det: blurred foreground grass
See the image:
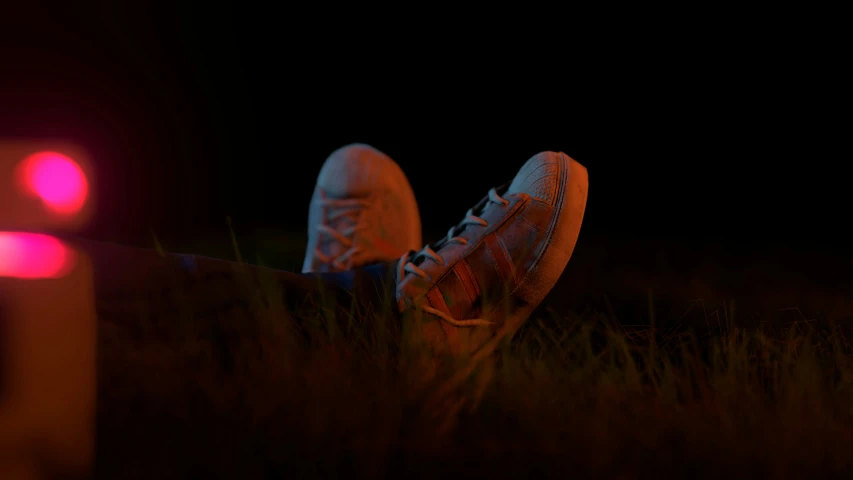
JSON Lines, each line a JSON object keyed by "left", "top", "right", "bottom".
{"left": 94, "top": 231, "right": 853, "bottom": 479}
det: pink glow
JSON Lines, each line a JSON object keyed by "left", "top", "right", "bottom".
{"left": 16, "top": 151, "right": 89, "bottom": 215}
{"left": 0, "top": 232, "right": 75, "bottom": 279}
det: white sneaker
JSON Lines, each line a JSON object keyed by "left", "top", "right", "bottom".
{"left": 302, "top": 144, "right": 422, "bottom": 272}
{"left": 396, "top": 151, "right": 589, "bottom": 356}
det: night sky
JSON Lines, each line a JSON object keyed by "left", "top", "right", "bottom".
{"left": 2, "top": 3, "right": 845, "bottom": 256}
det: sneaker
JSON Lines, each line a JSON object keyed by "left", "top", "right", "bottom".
{"left": 396, "top": 151, "right": 589, "bottom": 355}
{"left": 303, "top": 143, "right": 422, "bottom": 273}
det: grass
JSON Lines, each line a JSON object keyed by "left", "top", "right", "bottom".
{"left": 93, "top": 232, "right": 853, "bottom": 479}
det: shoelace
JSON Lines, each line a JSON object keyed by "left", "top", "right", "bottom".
{"left": 314, "top": 192, "right": 370, "bottom": 271}
{"left": 396, "top": 187, "right": 510, "bottom": 327}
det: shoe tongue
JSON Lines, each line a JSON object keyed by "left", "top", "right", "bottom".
{"left": 411, "top": 198, "right": 485, "bottom": 267}
{"left": 411, "top": 183, "right": 510, "bottom": 268}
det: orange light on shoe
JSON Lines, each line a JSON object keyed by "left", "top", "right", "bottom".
{"left": 15, "top": 151, "right": 89, "bottom": 216}
{"left": 0, "top": 232, "right": 76, "bottom": 279}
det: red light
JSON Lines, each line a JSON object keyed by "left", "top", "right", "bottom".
{"left": 15, "top": 151, "right": 89, "bottom": 215}
{"left": 0, "top": 232, "right": 76, "bottom": 279}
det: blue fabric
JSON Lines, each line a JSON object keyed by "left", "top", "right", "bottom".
{"left": 57, "top": 235, "right": 396, "bottom": 315}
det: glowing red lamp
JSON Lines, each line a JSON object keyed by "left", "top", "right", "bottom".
{"left": 0, "top": 232, "right": 77, "bottom": 279}
{"left": 15, "top": 151, "right": 89, "bottom": 216}
{"left": 0, "top": 142, "right": 94, "bottom": 231}
{"left": 0, "top": 140, "right": 97, "bottom": 478}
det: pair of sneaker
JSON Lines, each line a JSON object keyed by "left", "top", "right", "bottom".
{"left": 303, "top": 144, "right": 589, "bottom": 353}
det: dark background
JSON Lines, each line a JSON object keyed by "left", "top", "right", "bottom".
{"left": 1, "top": 2, "right": 847, "bottom": 259}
